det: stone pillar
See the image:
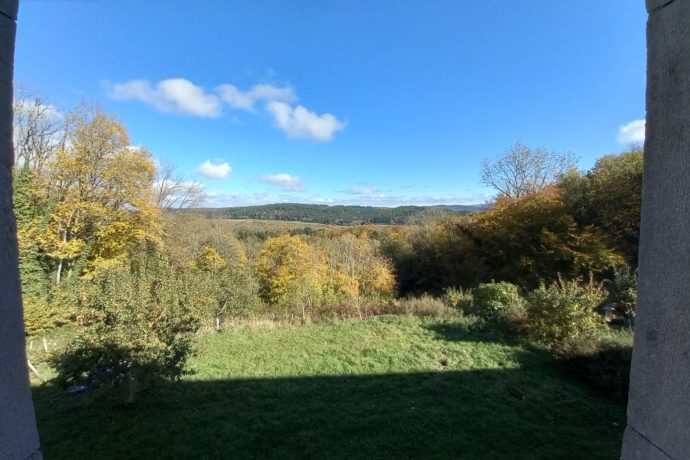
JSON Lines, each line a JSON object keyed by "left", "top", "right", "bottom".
{"left": 621, "top": 1, "right": 690, "bottom": 459}
{"left": 0, "top": 1, "right": 43, "bottom": 459}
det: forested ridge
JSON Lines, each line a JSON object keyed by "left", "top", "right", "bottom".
{"left": 186, "top": 203, "right": 483, "bottom": 225}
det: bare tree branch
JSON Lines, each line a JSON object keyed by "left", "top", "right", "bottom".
{"left": 153, "top": 160, "right": 206, "bottom": 209}
{"left": 481, "top": 142, "right": 577, "bottom": 198}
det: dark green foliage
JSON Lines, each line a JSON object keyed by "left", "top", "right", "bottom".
{"left": 186, "top": 203, "right": 480, "bottom": 225}
{"left": 50, "top": 258, "right": 199, "bottom": 404}
{"left": 13, "top": 167, "right": 50, "bottom": 303}
{"left": 603, "top": 266, "right": 637, "bottom": 327}
{"left": 552, "top": 333, "right": 633, "bottom": 403}
{"left": 204, "top": 266, "right": 260, "bottom": 328}
{"left": 465, "top": 282, "right": 525, "bottom": 323}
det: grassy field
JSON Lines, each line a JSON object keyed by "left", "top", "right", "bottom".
{"left": 31, "top": 315, "right": 625, "bottom": 459}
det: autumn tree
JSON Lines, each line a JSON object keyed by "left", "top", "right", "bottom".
{"left": 36, "top": 105, "right": 160, "bottom": 282}
{"left": 560, "top": 148, "right": 643, "bottom": 264}
{"left": 481, "top": 142, "right": 576, "bottom": 198}
{"left": 256, "top": 235, "right": 326, "bottom": 320}
{"left": 323, "top": 233, "right": 395, "bottom": 318}
{"left": 465, "top": 187, "right": 623, "bottom": 288}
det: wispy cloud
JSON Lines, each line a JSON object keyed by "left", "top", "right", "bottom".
{"left": 260, "top": 173, "right": 304, "bottom": 191}
{"left": 196, "top": 160, "right": 232, "bottom": 179}
{"left": 197, "top": 190, "right": 489, "bottom": 208}
{"left": 108, "top": 78, "right": 221, "bottom": 117}
{"left": 332, "top": 187, "right": 490, "bottom": 207}
{"left": 617, "top": 119, "right": 646, "bottom": 144}
{"left": 204, "top": 191, "right": 271, "bottom": 207}
{"left": 267, "top": 102, "right": 344, "bottom": 142}
{"left": 108, "top": 78, "right": 344, "bottom": 141}
{"left": 341, "top": 187, "right": 382, "bottom": 195}
{"left": 216, "top": 83, "right": 296, "bottom": 111}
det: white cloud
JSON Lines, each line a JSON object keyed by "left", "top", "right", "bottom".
{"left": 109, "top": 78, "right": 344, "bottom": 142}
{"left": 217, "top": 83, "right": 296, "bottom": 111}
{"left": 109, "top": 78, "right": 221, "bottom": 117}
{"left": 260, "top": 173, "right": 304, "bottom": 191}
{"left": 196, "top": 160, "right": 232, "bottom": 179}
{"left": 617, "top": 119, "right": 646, "bottom": 144}
{"left": 267, "top": 101, "right": 344, "bottom": 141}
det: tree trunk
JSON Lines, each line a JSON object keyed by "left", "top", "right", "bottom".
{"left": 56, "top": 259, "right": 63, "bottom": 284}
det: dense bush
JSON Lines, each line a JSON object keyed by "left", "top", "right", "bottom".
{"left": 51, "top": 261, "right": 199, "bottom": 405}
{"left": 23, "top": 296, "right": 71, "bottom": 337}
{"left": 464, "top": 282, "right": 525, "bottom": 324}
{"left": 603, "top": 266, "right": 637, "bottom": 328}
{"left": 552, "top": 332, "right": 633, "bottom": 402}
{"left": 524, "top": 277, "right": 605, "bottom": 344}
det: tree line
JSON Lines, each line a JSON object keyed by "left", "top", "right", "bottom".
{"left": 190, "top": 203, "right": 481, "bottom": 225}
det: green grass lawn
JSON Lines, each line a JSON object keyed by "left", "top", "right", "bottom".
{"left": 31, "top": 315, "right": 625, "bottom": 459}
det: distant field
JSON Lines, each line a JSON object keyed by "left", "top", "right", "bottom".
{"left": 183, "top": 203, "right": 482, "bottom": 225}
{"left": 215, "top": 218, "right": 411, "bottom": 232}
{"left": 32, "top": 316, "right": 625, "bottom": 459}
{"left": 216, "top": 218, "right": 331, "bottom": 231}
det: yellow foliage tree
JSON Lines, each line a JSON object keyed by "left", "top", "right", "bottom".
{"left": 196, "top": 246, "right": 227, "bottom": 274}
{"left": 256, "top": 235, "right": 326, "bottom": 320}
{"left": 322, "top": 233, "right": 396, "bottom": 318}
{"left": 36, "top": 105, "right": 160, "bottom": 282}
{"left": 467, "top": 187, "right": 623, "bottom": 287}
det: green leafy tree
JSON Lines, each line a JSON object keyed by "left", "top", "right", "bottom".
{"left": 51, "top": 252, "right": 199, "bottom": 405}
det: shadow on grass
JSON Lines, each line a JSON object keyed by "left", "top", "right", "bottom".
{"left": 425, "top": 321, "right": 632, "bottom": 404}
{"left": 33, "top": 362, "right": 625, "bottom": 459}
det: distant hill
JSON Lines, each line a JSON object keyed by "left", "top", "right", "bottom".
{"left": 184, "top": 203, "right": 484, "bottom": 225}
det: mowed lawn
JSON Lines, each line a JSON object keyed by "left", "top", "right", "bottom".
{"left": 32, "top": 316, "right": 625, "bottom": 459}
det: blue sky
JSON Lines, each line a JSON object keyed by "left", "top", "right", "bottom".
{"left": 15, "top": 1, "right": 647, "bottom": 207}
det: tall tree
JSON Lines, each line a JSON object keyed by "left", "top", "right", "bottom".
{"left": 36, "top": 105, "right": 160, "bottom": 282}
{"left": 481, "top": 142, "right": 576, "bottom": 198}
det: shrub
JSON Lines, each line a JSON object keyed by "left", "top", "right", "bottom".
{"left": 465, "top": 281, "right": 525, "bottom": 324}
{"left": 552, "top": 332, "right": 633, "bottom": 402}
{"left": 524, "top": 276, "right": 605, "bottom": 344}
{"left": 442, "top": 287, "right": 473, "bottom": 311}
{"left": 603, "top": 266, "right": 637, "bottom": 328}
{"left": 393, "top": 294, "right": 451, "bottom": 318}
{"left": 51, "top": 262, "right": 199, "bottom": 405}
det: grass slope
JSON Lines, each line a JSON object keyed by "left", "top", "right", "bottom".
{"left": 32, "top": 316, "right": 625, "bottom": 459}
